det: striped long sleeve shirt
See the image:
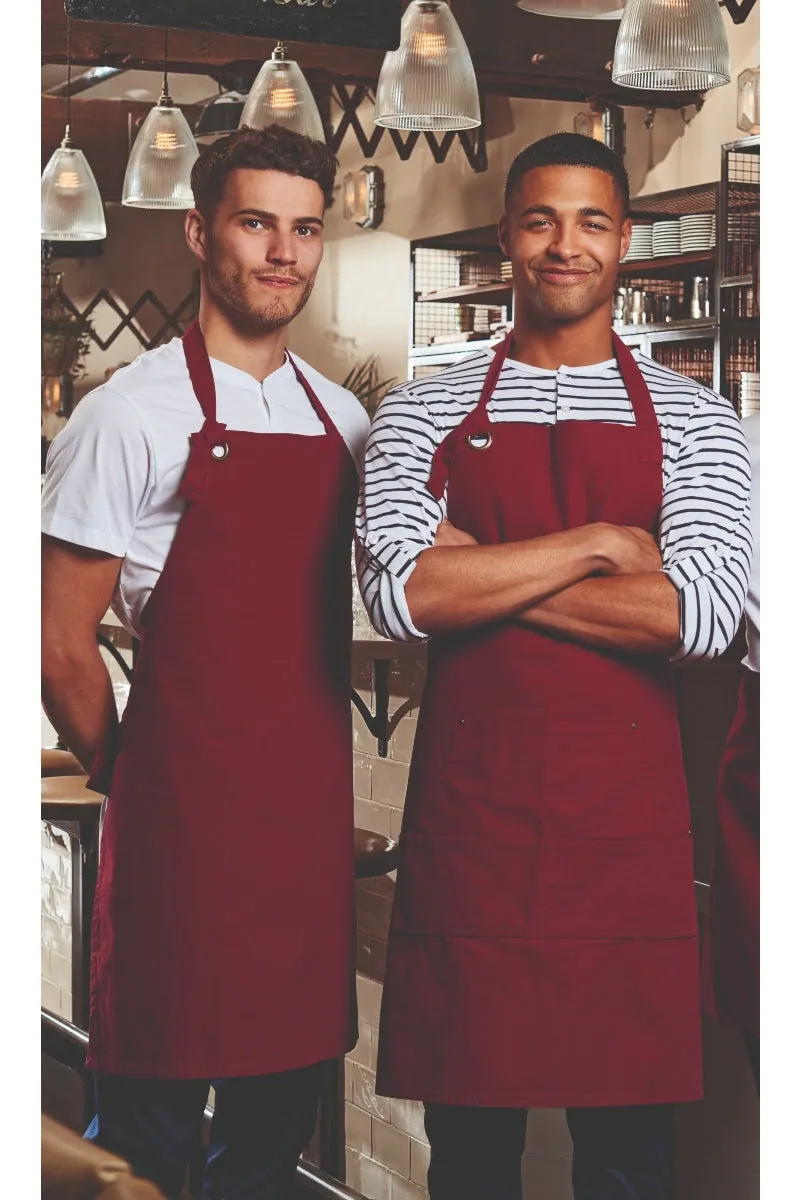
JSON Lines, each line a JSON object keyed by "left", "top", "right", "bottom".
{"left": 355, "top": 348, "right": 752, "bottom": 662}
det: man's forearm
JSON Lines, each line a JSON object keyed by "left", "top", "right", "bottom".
{"left": 516, "top": 572, "right": 681, "bottom": 655}
{"left": 406, "top": 526, "right": 610, "bottom": 635}
{"left": 42, "top": 641, "right": 118, "bottom": 775}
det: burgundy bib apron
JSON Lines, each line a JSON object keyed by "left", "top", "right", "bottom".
{"left": 87, "top": 321, "right": 358, "bottom": 1078}
{"left": 376, "top": 333, "right": 702, "bottom": 1108}
{"left": 701, "top": 666, "right": 759, "bottom": 1038}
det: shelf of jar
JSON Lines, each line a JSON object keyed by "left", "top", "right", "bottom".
{"left": 613, "top": 317, "right": 717, "bottom": 338}
{"left": 416, "top": 281, "right": 513, "bottom": 305}
{"left": 618, "top": 251, "right": 715, "bottom": 277}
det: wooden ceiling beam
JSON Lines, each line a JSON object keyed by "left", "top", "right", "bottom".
{"left": 42, "top": 0, "right": 702, "bottom": 110}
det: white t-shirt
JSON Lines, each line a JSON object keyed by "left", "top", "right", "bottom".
{"left": 742, "top": 414, "right": 759, "bottom": 674}
{"left": 41, "top": 337, "right": 371, "bottom": 637}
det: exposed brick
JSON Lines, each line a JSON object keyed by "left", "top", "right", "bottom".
{"left": 524, "top": 1108, "right": 572, "bottom": 1157}
{"left": 371, "top": 758, "right": 410, "bottom": 808}
{"left": 521, "top": 1154, "right": 573, "bottom": 1199}
{"left": 49, "top": 885, "right": 72, "bottom": 925}
{"left": 351, "top": 1063, "right": 391, "bottom": 1122}
{"left": 389, "top": 715, "right": 418, "bottom": 765}
{"left": 359, "top": 1154, "right": 393, "bottom": 1200}
{"left": 50, "top": 951, "right": 72, "bottom": 992}
{"left": 390, "top": 1175, "right": 427, "bottom": 1200}
{"left": 353, "top": 703, "right": 376, "bottom": 754}
{"left": 345, "top": 1101, "right": 372, "bottom": 1157}
{"left": 409, "top": 1137, "right": 431, "bottom": 1188}
{"left": 355, "top": 797, "right": 393, "bottom": 838}
{"left": 41, "top": 979, "right": 62, "bottom": 1016}
{"left": 357, "top": 891, "right": 392, "bottom": 941}
{"left": 389, "top": 807, "right": 405, "bottom": 842}
{"left": 345, "top": 1148, "right": 362, "bottom": 1193}
{"left": 349, "top": 1018, "right": 372, "bottom": 1067}
{"left": 391, "top": 1098, "right": 427, "bottom": 1142}
{"left": 356, "top": 974, "right": 383, "bottom": 1029}
{"left": 354, "top": 754, "right": 373, "bottom": 802}
{"left": 373, "top": 1120, "right": 410, "bottom": 1178}
{"left": 41, "top": 914, "right": 70, "bottom": 954}
{"left": 344, "top": 1058, "right": 354, "bottom": 1103}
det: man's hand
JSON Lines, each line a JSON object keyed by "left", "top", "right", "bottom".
{"left": 595, "top": 524, "right": 663, "bottom": 576}
{"left": 434, "top": 519, "right": 478, "bottom": 549}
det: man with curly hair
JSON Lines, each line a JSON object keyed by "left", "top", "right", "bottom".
{"left": 42, "top": 125, "right": 369, "bottom": 1199}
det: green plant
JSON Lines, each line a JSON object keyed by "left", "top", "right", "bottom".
{"left": 42, "top": 312, "right": 94, "bottom": 380}
{"left": 342, "top": 357, "right": 397, "bottom": 421}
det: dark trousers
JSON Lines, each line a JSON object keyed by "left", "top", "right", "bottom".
{"left": 425, "top": 1101, "right": 675, "bottom": 1200}
{"left": 84, "top": 1062, "right": 324, "bottom": 1200}
{"left": 745, "top": 1035, "right": 760, "bottom": 1092}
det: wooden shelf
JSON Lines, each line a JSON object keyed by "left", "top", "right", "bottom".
{"left": 618, "top": 251, "right": 714, "bottom": 276}
{"left": 417, "top": 281, "right": 513, "bottom": 305}
{"left": 614, "top": 318, "right": 717, "bottom": 338}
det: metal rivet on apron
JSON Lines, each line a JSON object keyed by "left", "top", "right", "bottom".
{"left": 631, "top": 722, "right": 638, "bottom": 729}
{"left": 211, "top": 443, "right": 229, "bottom": 461}
{"left": 467, "top": 432, "right": 493, "bottom": 451}
{"left": 458, "top": 718, "right": 466, "bottom": 726}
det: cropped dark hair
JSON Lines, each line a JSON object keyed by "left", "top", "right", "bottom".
{"left": 505, "top": 132, "right": 630, "bottom": 213}
{"left": 191, "top": 124, "right": 338, "bottom": 217}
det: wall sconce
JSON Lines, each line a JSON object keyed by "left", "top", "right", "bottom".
{"left": 737, "top": 67, "right": 760, "bottom": 135}
{"left": 574, "top": 106, "right": 625, "bottom": 158}
{"left": 342, "top": 165, "right": 385, "bottom": 230}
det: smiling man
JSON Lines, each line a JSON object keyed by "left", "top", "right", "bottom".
{"left": 357, "top": 134, "right": 752, "bottom": 1200}
{"left": 42, "top": 126, "right": 369, "bottom": 1199}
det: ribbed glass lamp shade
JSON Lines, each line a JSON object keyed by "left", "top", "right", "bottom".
{"left": 374, "top": 1, "right": 481, "bottom": 132}
{"left": 122, "top": 102, "right": 199, "bottom": 209}
{"left": 240, "top": 55, "right": 325, "bottom": 141}
{"left": 516, "top": 2, "right": 623, "bottom": 17}
{"left": 41, "top": 139, "right": 106, "bottom": 241}
{"left": 612, "top": 0, "right": 731, "bottom": 91}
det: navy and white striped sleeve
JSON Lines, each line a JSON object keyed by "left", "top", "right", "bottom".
{"left": 355, "top": 386, "right": 445, "bottom": 642}
{"left": 660, "top": 387, "right": 753, "bottom": 663}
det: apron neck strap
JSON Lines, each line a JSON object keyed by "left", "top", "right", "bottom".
{"left": 182, "top": 320, "right": 219, "bottom": 426}
{"left": 287, "top": 354, "right": 339, "bottom": 437}
{"left": 611, "top": 332, "right": 659, "bottom": 437}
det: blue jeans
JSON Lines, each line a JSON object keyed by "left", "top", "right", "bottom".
{"left": 424, "top": 1102, "right": 675, "bottom": 1200}
{"left": 85, "top": 1062, "right": 325, "bottom": 1199}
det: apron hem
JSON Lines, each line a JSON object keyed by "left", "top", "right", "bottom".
{"left": 86, "top": 1034, "right": 357, "bottom": 1080}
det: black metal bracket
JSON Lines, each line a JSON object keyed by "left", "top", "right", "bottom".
{"left": 326, "top": 84, "right": 488, "bottom": 174}
{"left": 350, "top": 659, "right": 391, "bottom": 757}
{"left": 719, "top": 0, "right": 758, "bottom": 24}
{"left": 96, "top": 633, "right": 134, "bottom": 683}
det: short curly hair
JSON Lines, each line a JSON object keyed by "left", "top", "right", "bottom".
{"left": 505, "top": 132, "right": 630, "bottom": 214}
{"left": 191, "top": 124, "right": 338, "bottom": 218}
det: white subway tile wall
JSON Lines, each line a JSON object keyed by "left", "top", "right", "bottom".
{"left": 40, "top": 646, "right": 757, "bottom": 1199}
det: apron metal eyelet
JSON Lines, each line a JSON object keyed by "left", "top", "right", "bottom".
{"left": 211, "top": 443, "right": 229, "bottom": 461}
{"left": 467, "top": 432, "right": 493, "bottom": 451}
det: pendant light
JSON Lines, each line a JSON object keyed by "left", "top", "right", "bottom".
{"left": 516, "top": 2, "right": 623, "bottom": 17}
{"left": 374, "top": 1, "right": 481, "bottom": 132}
{"left": 612, "top": 0, "right": 731, "bottom": 91}
{"left": 41, "top": 9, "right": 106, "bottom": 242}
{"left": 122, "top": 30, "right": 199, "bottom": 209}
{"left": 195, "top": 81, "right": 251, "bottom": 145}
{"left": 239, "top": 43, "right": 325, "bottom": 142}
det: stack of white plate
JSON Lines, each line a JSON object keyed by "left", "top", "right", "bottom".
{"left": 622, "top": 224, "right": 653, "bottom": 262}
{"left": 653, "top": 220, "right": 681, "bottom": 257}
{"left": 500, "top": 259, "right": 513, "bottom": 281}
{"left": 679, "top": 213, "right": 716, "bottom": 253}
{"left": 740, "top": 371, "right": 760, "bottom": 417}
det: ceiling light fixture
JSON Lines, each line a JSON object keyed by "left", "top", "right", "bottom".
{"left": 239, "top": 43, "right": 325, "bottom": 141}
{"left": 612, "top": 0, "right": 732, "bottom": 91}
{"left": 122, "top": 29, "right": 199, "bottom": 209}
{"left": 374, "top": 1, "right": 481, "bottom": 132}
{"left": 41, "top": 9, "right": 106, "bottom": 241}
